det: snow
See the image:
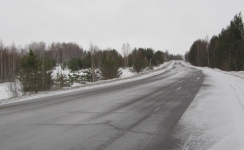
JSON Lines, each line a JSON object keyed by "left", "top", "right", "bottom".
{"left": 0, "top": 82, "right": 11, "bottom": 100}
{"left": 231, "top": 71, "right": 244, "bottom": 77}
{"left": 52, "top": 66, "right": 71, "bottom": 77}
{"left": 119, "top": 68, "right": 135, "bottom": 78}
{"left": 2, "top": 60, "right": 243, "bottom": 149}
{"left": 0, "top": 61, "right": 173, "bottom": 105}
{"left": 52, "top": 66, "right": 92, "bottom": 78}
{"left": 179, "top": 61, "right": 244, "bottom": 150}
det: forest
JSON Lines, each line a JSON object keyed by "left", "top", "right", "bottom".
{"left": 0, "top": 41, "right": 182, "bottom": 94}
{"left": 185, "top": 12, "right": 244, "bottom": 71}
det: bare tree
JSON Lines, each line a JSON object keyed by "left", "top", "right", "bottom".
{"left": 42, "top": 51, "right": 45, "bottom": 90}
{"left": 126, "top": 43, "right": 131, "bottom": 67}
{"left": 10, "top": 42, "right": 17, "bottom": 81}
{"left": 89, "top": 43, "right": 98, "bottom": 82}
{"left": 204, "top": 36, "right": 210, "bottom": 66}
{"left": 7, "top": 81, "right": 19, "bottom": 98}
{"left": 122, "top": 42, "right": 131, "bottom": 68}
{"left": 0, "top": 40, "right": 3, "bottom": 82}
{"left": 4, "top": 47, "right": 7, "bottom": 81}
{"left": 29, "top": 41, "right": 46, "bottom": 58}
{"left": 122, "top": 43, "right": 126, "bottom": 67}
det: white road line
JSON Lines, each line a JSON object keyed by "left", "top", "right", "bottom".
{"left": 154, "top": 107, "right": 161, "bottom": 112}
{"left": 175, "top": 87, "right": 181, "bottom": 91}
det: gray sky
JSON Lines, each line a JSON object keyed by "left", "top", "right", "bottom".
{"left": 1, "top": 0, "right": 244, "bottom": 55}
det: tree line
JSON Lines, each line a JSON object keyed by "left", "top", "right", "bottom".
{"left": 186, "top": 12, "right": 244, "bottom": 71}
{"left": 0, "top": 40, "right": 182, "bottom": 94}
{"left": 0, "top": 41, "right": 83, "bottom": 83}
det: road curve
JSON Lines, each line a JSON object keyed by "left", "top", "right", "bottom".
{"left": 0, "top": 62, "right": 204, "bottom": 150}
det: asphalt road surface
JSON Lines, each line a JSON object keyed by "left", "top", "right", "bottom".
{"left": 0, "top": 62, "right": 204, "bottom": 150}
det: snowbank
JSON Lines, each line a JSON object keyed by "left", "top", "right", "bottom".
{"left": 119, "top": 68, "right": 136, "bottom": 78}
{"left": 0, "top": 82, "right": 11, "bottom": 100}
{"left": 52, "top": 66, "right": 71, "bottom": 77}
{"left": 0, "top": 61, "right": 173, "bottom": 104}
{"left": 178, "top": 61, "right": 244, "bottom": 150}
{"left": 52, "top": 66, "right": 90, "bottom": 78}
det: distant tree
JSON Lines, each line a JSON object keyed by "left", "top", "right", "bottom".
{"left": 101, "top": 55, "right": 120, "bottom": 79}
{"left": 0, "top": 40, "right": 3, "bottom": 82}
{"left": 82, "top": 54, "right": 91, "bottom": 69}
{"left": 188, "top": 39, "right": 208, "bottom": 67}
{"left": 146, "top": 48, "right": 154, "bottom": 61}
{"left": 154, "top": 51, "right": 164, "bottom": 65}
{"left": 134, "top": 50, "right": 145, "bottom": 73}
{"left": 19, "top": 49, "right": 39, "bottom": 93}
{"left": 122, "top": 43, "right": 131, "bottom": 67}
{"left": 162, "top": 50, "right": 168, "bottom": 61}
{"left": 188, "top": 12, "right": 244, "bottom": 71}
{"left": 89, "top": 44, "right": 99, "bottom": 82}
{"left": 54, "top": 72, "right": 70, "bottom": 89}
{"left": 19, "top": 49, "right": 53, "bottom": 94}
{"left": 67, "top": 58, "right": 82, "bottom": 71}
{"left": 208, "top": 35, "right": 219, "bottom": 68}
{"left": 184, "top": 51, "right": 189, "bottom": 62}
{"left": 82, "top": 69, "right": 93, "bottom": 82}
{"left": 228, "top": 12, "right": 244, "bottom": 70}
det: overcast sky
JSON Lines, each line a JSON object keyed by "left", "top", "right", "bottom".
{"left": 1, "top": 0, "right": 244, "bottom": 55}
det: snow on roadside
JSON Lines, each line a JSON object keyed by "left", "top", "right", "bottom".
{"left": 52, "top": 65, "right": 71, "bottom": 77}
{"left": 51, "top": 66, "right": 92, "bottom": 78}
{"left": 230, "top": 71, "right": 244, "bottom": 77}
{"left": 0, "top": 82, "right": 11, "bottom": 100}
{"left": 177, "top": 61, "right": 244, "bottom": 150}
{"left": 119, "top": 68, "right": 135, "bottom": 78}
{"left": 0, "top": 61, "right": 174, "bottom": 105}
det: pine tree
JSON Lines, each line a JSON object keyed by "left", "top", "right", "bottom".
{"left": 19, "top": 49, "right": 53, "bottom": 94}
{"left": 101, "top": 55, "right": 120, "bottom": 80}
{"left": 134, "top": 50, "right": 145, "bottom": 73}
{"left": 19, "top": 49, "right": 39, "bottom": 93}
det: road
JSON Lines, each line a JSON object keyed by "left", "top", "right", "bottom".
{"left": 0, "top": 62, "right": 204, "bottom": 150}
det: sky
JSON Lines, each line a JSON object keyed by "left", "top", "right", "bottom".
{"left": 0, "top": 0, "right": 244, "bottom": 55}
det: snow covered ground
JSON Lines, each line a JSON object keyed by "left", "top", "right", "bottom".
{"left": 179, "top": 61, "right": 244, "bottom": 150}
{"left": 0, "top": 82, "right": 11, "bottom": 100}
{"left": 0, "top": 61, "right": 173, "bottom": 104}
{"left": 1, "top": 61, "right": 244, "bottom": 149}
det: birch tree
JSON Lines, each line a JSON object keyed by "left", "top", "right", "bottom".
{"left": 122, "top": 42, "right": 131, "bottom": 68}
{"left": 89, "top": 43, "right": 98, "bottom": 82}
{"left": 0, "top": 40, "right": 3, "bottom": 82}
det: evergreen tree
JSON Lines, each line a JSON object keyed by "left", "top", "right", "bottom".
{"left": 67, "top": 58, "right": 82, "bottom": 71}
{"left": 154, "top": 51, "right": 164, "bottom": 65}
{"left": 101, "top": 55, "right": 121, "bottom": 80}
{"left": 19, "top": 49, "right": 39, "bottom": 93}
{"left": 54, "top": 72, "right": 70, "bottom": 89}
{"left": 188, "top": 12, "right": 244, "bottom": 71}
{"left": 19, "top": 49, "right": 53, "bottom": 94}
{"left": 134, "top": 50, "right": 145, "bottom": 73}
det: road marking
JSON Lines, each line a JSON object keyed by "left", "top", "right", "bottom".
{"left": 154, "top": 107, "right": 161, "bottom": 112}
{"left": 175, "top": 87, "right": 181, "bottom": 91}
